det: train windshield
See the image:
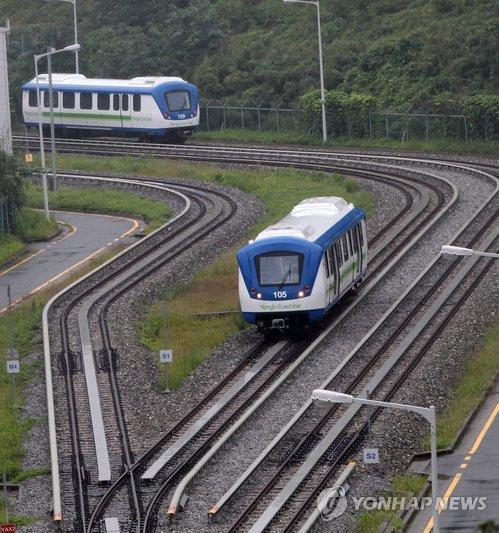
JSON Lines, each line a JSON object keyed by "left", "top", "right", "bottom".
{"left": 256, "top": 253, "right": 303, "bottom": 286}
{"left": 164, "top": 90, "right": 191, "bottom": 112}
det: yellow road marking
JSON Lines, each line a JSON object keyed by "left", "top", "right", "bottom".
{"left": 469, "top": 402, "right": 499, "bottom": 454}
{"left": 459, "top": 463, "right": 467, "bottom": 469}
{"left": 423, "top": 401, "right": 498, "bottom": 531}
{"left": 423, "top": 473, "right": 463, "bottom": 533}
{"left": 0, "top": 216, "right": 138, "bottom": 314}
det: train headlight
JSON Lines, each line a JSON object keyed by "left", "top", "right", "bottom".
{"left": 298, "top": 290, "right": 305, "bottom": 298}
{"left": 256, "top": 293, "right": 262, "bottom": 299}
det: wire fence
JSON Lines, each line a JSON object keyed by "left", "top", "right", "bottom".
{"left": 0, "top": 195, "right": 18, "bottom": 236}
{"left": 199, "top": 101, "right": 476, "bottom": 142}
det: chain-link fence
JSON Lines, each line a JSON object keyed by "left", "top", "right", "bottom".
{"left": 199, "top": 100, "right": 301, "bottom": 133}
{"left": 0, "top": 195, "right": 18, "bottom": 235}
{"left": 199, "top": 101, "right": 475, "bottom": 142}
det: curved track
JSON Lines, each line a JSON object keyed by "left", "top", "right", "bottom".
{"left": 23, "top": 136, "right": 497, "bottom": 532}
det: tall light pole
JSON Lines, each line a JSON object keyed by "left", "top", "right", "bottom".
{"left": 34, "top": 43, "right": 80, "bottom": 219}
{"left": 283, "top": 0, "right": 327, "bottom": 144}
{"left": 311, "top": 390, "right": 440, "bottom": 533}
{"left": 43, "top": 0, "right": 79, "bottom": 74}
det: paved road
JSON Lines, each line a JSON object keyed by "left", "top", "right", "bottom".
{"left": 0, "top": 210, "right": 139, "bottom": 312}
{"left": 410, "top": 378, "right": 499, "bottom": 532}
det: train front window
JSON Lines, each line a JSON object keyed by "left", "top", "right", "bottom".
{"left": 256, "top": 253, "right": 303, "bottom": 286}
{"left": 165, "top": 90, "right": 191, "bottom": 112}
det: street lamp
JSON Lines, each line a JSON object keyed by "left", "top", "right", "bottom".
{"left": 311, "top": 390, "right": 440, "bottom": 533}
{"left": 43, "top": 0, "right": 79, "bottom": 74}
{"left": 440, "top": 245, "right": 499, "bottom": 259}
{"left": 283, "top": 0, "right": 327, "bottom": 144}
{"left": 34, "top": 43, "right": 80, "bottom": 219}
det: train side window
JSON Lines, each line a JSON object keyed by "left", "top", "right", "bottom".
{"left": 341, "top": 235, "right": 349, "bottom": 262}
{"left": 122, "top": 94, "right": 129, "bottom": 111}
{"left": 63, "top": 92, "right": 75, "bottom": 109}
{"left": 113, "top": 94, "right": 120, "bottom": 111}
{"left": 349, "top": 229, "right": 356, "bottom": 255}
{"left": 324, "top": 250, "right": 330, "bottom": 276}
{"left": 43, "top": 91, "right": 58, "bottom": 108}
{"left": 359, "top": 222, "right": 365, "bottom": 248}
{"left": 28, "top": 90, "right": 38, "bottom": 107}
{"left": 133, "top": 94, "right": 141, "bottom": 112}
{"left": 97, "top": 93, "right": 110, "bottom": 111}
{"left": 80, "top": 92, "right": 93, "bottom": 110}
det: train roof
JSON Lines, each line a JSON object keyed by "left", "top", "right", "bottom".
{"left": 255, "top": 197, "right": 359, "bottom": 244}
{"left": 22, "top": 74, "right": 192, "bottom": 92}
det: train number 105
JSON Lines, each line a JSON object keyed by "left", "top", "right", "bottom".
{"left": 273, "top": 291, "right": 287, "bottom": 299}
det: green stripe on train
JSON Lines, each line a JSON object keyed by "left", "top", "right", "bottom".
{"left": 41, "top": 112, "right": 132, "bottom": 121}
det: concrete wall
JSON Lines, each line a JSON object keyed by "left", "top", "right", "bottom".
{"left": 0, "top": 25, "right": 12, "bottom": 155}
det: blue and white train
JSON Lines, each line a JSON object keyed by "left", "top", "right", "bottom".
{"left": 22, "top": 74, "right": 200, "bottom": 142}
{"left": 237, "top": 197, "right": 367, "bottom": 334}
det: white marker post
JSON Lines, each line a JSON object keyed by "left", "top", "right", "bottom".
{"left": 159, "top": 301, "right": 173, "bottom": 391}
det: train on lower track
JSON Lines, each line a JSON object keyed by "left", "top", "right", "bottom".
{"left": 237, "top": 197, "right": 367, "bottom": 335}
{"left": 22, "top": 74, "right": 200, "bottom": 143}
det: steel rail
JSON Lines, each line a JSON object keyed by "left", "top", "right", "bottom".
{"left": 230, "top": 189, "right": 498, "bottom": 532}
{"left": 168, "top": 172, "right": 458, "bottom": 519}
{"left": 229, "top": 202, "right": 498, "bottom": 532}
{"left": 42, "top": 176, "right": 191, "bottom": 525}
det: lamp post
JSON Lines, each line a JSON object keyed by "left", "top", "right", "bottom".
{"left": 283, "top": 0, "right": 327, "bottom": 143}
{"left": 311, "top": 390, "right": 440, "bottom": 533}
{"left": 43, "top": 0, "right": 79, "bottom": 74}
{"left": 34, "top": 43, "right": 80, "bottom": 218}
{"left": 440, "top": 245, "right": 499, "bottom": 259}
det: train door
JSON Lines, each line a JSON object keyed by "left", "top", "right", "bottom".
{"left": 120, "top": 94, "right": 131, "bottom": 130}
{"left": 333, "top": 242, "right": 342, "bottom": 298}
{"left": 353, "top": 223, "right": 363, "bottom": 278}
{"left": 340, "top": 234, "right": 352, "bottom": 287}
{"left": 130, "top": 93, "right": 142, "bottom": 132}
{"left": 43, "top": 90, "right": 62, "bottom": 126}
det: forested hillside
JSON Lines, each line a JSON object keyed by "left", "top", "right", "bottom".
{"left": 1, "top": 0, "right": 496, "bottom": 112}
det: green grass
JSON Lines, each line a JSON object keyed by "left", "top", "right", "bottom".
{"left": 16, "top": 207, "right": 59, "bottom": 242}
{"left": 423, "top": 320, "right": 499, "bottom": 450}
{"left": 0, "top": 234, "right": 24, "bottom": 266}
{"left": 356, "top": 473, "right": 426, "bottom": 532}
{"left": 194, "top": 129, "right": 499, "bottom": 156}
{"left": 51, "top": 154, "right": 372, "bottom": 390}
{"left": 24, "top": 183, "right": 172, "bottom": 231}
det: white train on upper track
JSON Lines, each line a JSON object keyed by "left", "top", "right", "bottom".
{"left": 237, "top": 197, "right": 368, "bottom": 334}
{"left": 22, "top": 74, "right": 200, "bottom": 142}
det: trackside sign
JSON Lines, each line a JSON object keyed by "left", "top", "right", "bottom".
{"left": 1, "top": 524, "right": 17, "bottom": 533}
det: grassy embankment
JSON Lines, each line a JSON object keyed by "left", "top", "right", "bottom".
{"left": 24, "top": 184, "right": 172, "bottom": 232}
{"left": 51, "top": 153, "right": 373, "bottom": 390}
{"left": 423, "top": 320, "right": 499, "bottom": 450}
{"left": 195, "top": 129, "right": 499, "bottom": 156}
{"left": 0, "top": 208, "right": 58, "bottom": 266}
{"left": 0, "top": 245, "right": 126, "bottom": 525}
{"left": 356, "top": 473, "right": 427, "bottom": 532}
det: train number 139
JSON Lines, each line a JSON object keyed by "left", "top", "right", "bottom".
{"left": 273, "top": 291, "right": 287, "bottom": 299}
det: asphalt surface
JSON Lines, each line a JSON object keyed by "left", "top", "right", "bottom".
{"left": 410, "top": 378, "right": 499, "bottom": 532}
{"left": 0, "top": 210, "right": 140, "bottom": 312}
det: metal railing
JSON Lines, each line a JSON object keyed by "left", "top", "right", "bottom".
{"left": 199, "top": 102, "right": 477, "bottom": 142}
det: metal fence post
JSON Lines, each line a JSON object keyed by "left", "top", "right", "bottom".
{"left": 405, "top": 114, "right": 409, "bottom": 141}
{"left": 276, "top": 108, "right": 280, "bottom": 133}
{"left": 425, "top": 114, "right": 429, "bottom": 141}
{"left": 240, "top": 103, "right": 244, "bottom": 130}
{"left": 369, "top": 111, "right": 372, "bottom": 139}
{"left": 385, "top": 114, "right": 389, "bottom": 139}
{"left": 464, "top": 117, "right": 468, "bottom": 143}
{"left": 257, "top": 105, "right": 262, "bottom": 132}
{"left": 205, "top": 104, "right": 210, "bottom": 131}
{"left": 222, "top": 104, "right": 226, "bottom": 130}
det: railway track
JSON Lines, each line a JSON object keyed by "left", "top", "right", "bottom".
{"left": 25, "top": 137, "right": 497, "bottom": 532}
